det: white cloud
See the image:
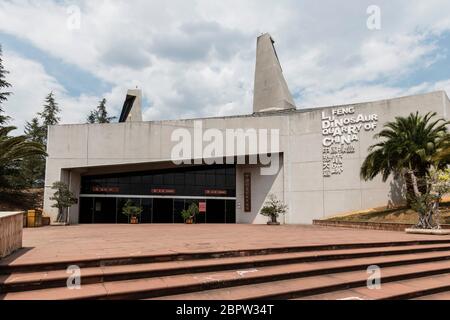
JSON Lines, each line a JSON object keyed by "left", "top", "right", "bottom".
{"left": 3, "top": 50, "right": 63, "bottom": 132}
{"left": 1, "top": 0, "right": 450, "bottom": 132}
{"left": 3, "top": 50, "right": 101, "bottom": 133}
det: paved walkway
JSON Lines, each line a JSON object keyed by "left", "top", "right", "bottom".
{"left": 1, "top": 224, "right": 448, "bottom": 266}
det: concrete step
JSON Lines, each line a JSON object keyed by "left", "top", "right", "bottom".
{"left": 3, "top": 249, "right": 450, "bottom": 300}
{"left": 414, "top": 291, "right": 450, "bottom": 300}
{"left": 3, "top": 239, "right": 450, "bottom": 274}
{"left": 297, "top": 273, "right": 450, "bottom": 300}
{"left": 3, "top": 243, "right": 450, "bottom": 293}
{"left": 155, "top": 260, "right": 450, "bottom": 301}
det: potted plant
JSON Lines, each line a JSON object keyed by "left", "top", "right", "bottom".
{"left": 181, "top": 203, "right": 199, "bottom": 224}
{"left": 122, "top": 200, "right": 143, "bottom": 224}
{"left": 260, "top": 194, "right": 287, "bottom": 225}
{"left": 49, "top": 181, "right": 78, "bottom": 225}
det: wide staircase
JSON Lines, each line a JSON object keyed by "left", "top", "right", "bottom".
{"left": 2, "top": 239, "right": 450, "bottom": 300}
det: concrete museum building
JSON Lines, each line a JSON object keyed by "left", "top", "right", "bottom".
{"left": 43, "top": 33, "right": 450, "bottom": 225}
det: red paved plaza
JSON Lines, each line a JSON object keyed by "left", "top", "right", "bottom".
{"left": 2, "top": 225, "right": 450, "bottom": 300}
{"left": 2, "top": 224, "right": 445, "bottom": 266}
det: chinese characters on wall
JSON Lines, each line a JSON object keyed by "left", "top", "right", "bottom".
{"left": 244, "top": 173, "right": 252, "bottom": 212}
{"left": 321, "top": 107, "right": 379, "bottom": 178}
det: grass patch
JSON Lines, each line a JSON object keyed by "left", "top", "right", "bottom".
{"left": 326, "top": 201, "right": 450, "bottom": 225}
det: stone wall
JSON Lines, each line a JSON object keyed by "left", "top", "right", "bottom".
{"left": 0, "top": 212, "right": 23, "bottom": 259}
{"left": 313, "top": 220, "right": 450, "bottom": 232}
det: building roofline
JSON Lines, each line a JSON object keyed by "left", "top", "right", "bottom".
{"left": 50, "top": 90, "right": 448, "bottom": 129}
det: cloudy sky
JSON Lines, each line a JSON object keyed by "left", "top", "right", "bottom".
{"left": 1, "top": 0, "right": 450, "bottom": 133}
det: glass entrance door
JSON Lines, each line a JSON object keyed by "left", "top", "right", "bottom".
{"left": 153, "top": 198, "right": 174, "bottom": 223}
{"left": 206, "top": 200, "right": 226, "bottom": 223}
{"left": 93, "top": 198, "right": 117, "bottom": 224}
{"left": 79, "top": 197, "right": 236, "bottom": 224}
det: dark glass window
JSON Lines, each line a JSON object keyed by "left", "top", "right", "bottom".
{"left": 131, "top": 175, "right": 141, "bottom": 184}
{"left": 195, "top": 173, "right": 205, "bottom": 186}
{"left": 174, "top": 173, "right": 184, "bottom": 185}
{"left": 164, "top": 173, "right": 175, "bottom": 185}
{"left": 141, "top": 199, "right": 152, "bottom": 223}
{"left": 142, "top": 175, "right": 152, "bottom": 184}
{"left": 154, "top": 174, "right": 163, "bottom": 185}
{"left": 174, "top": 199, "right": 185, "bottom": 224}
{"left": 81, "top": 164, "right": 236, "bottom": 197}
{"left": 226, "top": 200, "right": 236, "bottom": 224}
{"left": 185, "top": 173, "right": 195, "bottom": 186}
{"left": 206, "top": 174, "right": 215, "bottom": 186}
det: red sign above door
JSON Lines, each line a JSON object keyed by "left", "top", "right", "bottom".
{"left": 151, "top": 188, "right": 176, "bottom": 195}
{"left": 92, "top": 187, "right": 120, "bottom": 193}
{"left": 204, "top": 190, "right": 227, "bottom": 196}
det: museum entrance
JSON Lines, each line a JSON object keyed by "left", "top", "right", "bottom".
{"left": 78, "top": 197, "right": 236, "bottom": 224}
{"left": 78, "top": 164, "right": 236, "bottom": 224}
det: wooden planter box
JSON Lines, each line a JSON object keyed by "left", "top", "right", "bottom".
{"left": 130, "top": 216, "right": 139, "bottom": 224}
{"left": 27, "top": 210, "right": 42, "bottom": 228}
{"left": 42, "top": 216, "right": 51, "bottom": 226}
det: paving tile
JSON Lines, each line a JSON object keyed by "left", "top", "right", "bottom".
{"left": 1, "top": 283, "right": 107, "bottom": 300}
{"left": 4, "top": 225, "right": 449, "bottom": 267}
{"left": 103, "top": 277, "right": 167, "bottom": 296}
{"left": 2, "top": 225, "right": 450, "bottom": 300}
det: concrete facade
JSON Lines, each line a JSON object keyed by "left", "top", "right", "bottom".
{"left": 43, "top": 91, "right": 450, "bottom": 224}
{"left": 42, "top": 33, "right": 450, "bottom": 225}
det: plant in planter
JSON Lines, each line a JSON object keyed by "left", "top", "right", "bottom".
{"left": 260, "top": 194, "right": 287, "bottom": 225}
{"left": 122, "top": 200, "right": 143, "bottom": 224}
{"left": 181, "top": 203, "right": 199, "bottom": 224}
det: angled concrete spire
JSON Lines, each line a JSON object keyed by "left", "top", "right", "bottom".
{"left": 119, "top": 89, "right": 143, "bottom": 123}
{"left": 253, "top": 33, "right": 296, "bottom": 113}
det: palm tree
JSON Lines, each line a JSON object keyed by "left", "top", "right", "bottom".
{"left": 433, "top": 138, "right": 450, "bottom": 166}
{"left": 361, "top": 112, "right": 449, "bottom": 205}
{"left": 0, "top": 126, "right": 47, "bottom": 188}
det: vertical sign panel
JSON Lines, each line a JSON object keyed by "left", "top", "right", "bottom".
{"left": 199, "top": 202, "right": 207, "bottom": 213}
{"left": 244, "top": 173, "right": 252, "bottom": 212}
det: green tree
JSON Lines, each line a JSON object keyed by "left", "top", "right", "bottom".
{"left": 87, "top": 110, "right": 97, "bottom": 124}
{"left": 0, "top": 45, "right": 47, "bottom": 190}
{"left": 361, "top": 112, "right": 449, "bottom": 207}
{"left": 0, "top": 45, "right": 12, "bottom": 126}
{"left": 259, "top": 194, "right": 288, "bottom": 224}
{"left": 25, "top": 117, "right": 45, "bottom": 144}
{"left": 86, "top": 98, "right": 116, "bottom": 124}
{"left": 409, "top": 168, "right": 450, "bottom": 229}
{"left": 0, "top": 126, "right": 47, "bottom": 189}
{"left": 50, "top": 181, "right": 78, "bottom": 223}
{"left": 433, "top": 138, "right": 450, "bottom": 166}
{"left": 39, "top": 92, "right": 61, "bottom": 142}
{"left": 19, "top": 117, "right": 46, "bottom": 187}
